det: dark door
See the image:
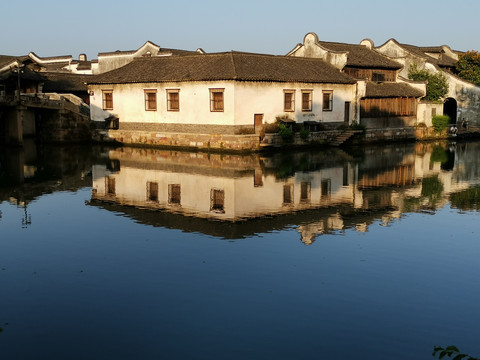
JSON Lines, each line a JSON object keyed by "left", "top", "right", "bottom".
{"left": 254, "top": 114, "right": 264, "bottom": 139}
{"left": 344, "top": 102, "right": 351, "bottom": 124}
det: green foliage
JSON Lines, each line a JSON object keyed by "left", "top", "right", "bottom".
{"left": 433, "top": 345, "right": 479, "bottom": 360}
{"left": 421, "top": 175, "right": 444, "bottom": 204}
{"left": 432, "top": 115, "right": 450, "bottom": 133}
{"left": 408, "top": 64, "right": 449, "bottom": 101}
{"left": 300, "top": 127, "right": 310, "bottom": 140}
{"left": 278, "top": 124, "right": 294, "bottom": 141}
{"left": 455, "top": 50, "right": 480, "bottom": 86}
{"left": 450, "top": 186, "right": 480, "bottom": 211}
{"left": 430, "top": 145, "right": 449, "bottom": 164}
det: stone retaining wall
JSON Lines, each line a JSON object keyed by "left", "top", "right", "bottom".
{"left": 104, "top": 129, "right": 261, "bottom": 151}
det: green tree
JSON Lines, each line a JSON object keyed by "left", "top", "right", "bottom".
{"left": 455, "top": 50, "right": 480, "bottom": 86}
{"left": 408, "top": 64, "right": 449, "bottom": 101}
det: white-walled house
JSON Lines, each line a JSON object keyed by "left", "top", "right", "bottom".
{"left": 87, "top": 51, "right": 358, "bottom": 149}
{"left": 374, "top": 39, "right": 480, "bottom": 126}
{"left": 287, "top": 33, "right": 427, "bottom": 129}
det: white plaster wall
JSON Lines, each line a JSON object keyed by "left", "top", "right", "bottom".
{"left": 89, "top": 81, "right": 236, "bottom": 126}
{"left": 90, "top": 80, "right": 357, "bottom": 126}
{"left": 417, "top": 102, "right": 444, "bottom": 127}
{"left": 288, "top": 33, "right": 348, "bottom": 70}
{"left": 234, "top": 82, "right": 358, "bottom": 125}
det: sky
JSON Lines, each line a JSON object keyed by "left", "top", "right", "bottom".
{"left": 3, "top": 0, "right": 480, "bottom": 60}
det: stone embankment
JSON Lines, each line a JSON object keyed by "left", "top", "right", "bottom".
{"left": 94, "top": 126, "right": 480, "bottom": 151}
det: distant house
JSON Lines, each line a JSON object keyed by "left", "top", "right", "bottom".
{"left": 87, "top": 51, "right": 357, "bottom": 149}
{"left": 287, "top": 33, "right": 426, "bottom": 128}
{"left": 94, "top": 41, "right": 204, "bottom": 74}
{"left": 374, "top": 39, "right": 480, "bottom": 126}
{"left": 0, "top": 55, "right": 46, "bottom": 96}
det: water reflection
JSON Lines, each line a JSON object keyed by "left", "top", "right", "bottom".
{"left": 86, "top": 141, "right": 480, "bottom": 243}
{"left": 0, "top": 139, "right": 94, "bottom": 226}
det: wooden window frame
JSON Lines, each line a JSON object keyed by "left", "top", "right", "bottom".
{"left": 146, "top": 181, "right": 159, "bottom": 202}
{"left": 283, "top": 183, "right": 294, "bottom": 206}
{"left": 210, "top": 88, "right": 224, "bottom": 112}
{"left": 284, "top": 90, "right": 295, "bottom": 112}
{"left": 102, "top": 90, "right": 113, "bottom": 110}
{"left": 144, "top": 89, "right": 157, "bottom": 111}
{"left": 322, "top": 91, "right": 333, "bottom": 111}
{"left": 210, "top": 188, "right": 225, "bottom": 213}
{"left": 168, "top": 184, "right": 181, "bottom": 205}
{"left": 301, "top": 90, "right": 313, "bottom": 112}
{"left": 166, "top": 89, "right": 180, "bottom": 111}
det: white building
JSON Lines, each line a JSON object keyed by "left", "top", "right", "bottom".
{"left": 87, "top": 51, "right": 358, "bottom": 149}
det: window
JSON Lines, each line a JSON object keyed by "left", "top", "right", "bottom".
{"left": 167, "top": 90, "right": 180, "bottom": 111}
{"left": 147, "top": 182, "right": 158, "bottom": 202}
{"left": 210, "top": 89, "right": 224, "bottom": 112}
{"left": 301, "top": 90, "right": 312, "bottom": 112}
{"left": 284, "top": 90, "right": 295, "bottom": 112}
{"left": 322, "top": 91, "right": 333, "bottom": 111}
{"left": 283, "top": 184, "right": 294, "bottom": 205}
{"left": 145, "top": 90, "right": 157, "bottom": 111}
{"left": 106, "top": 176, "right": 116, "bottom": 195}
{"left": 321, "top": 179, "right": 331, "bottom": 198}
{"left": 372, "top": 72, "right": 386, "bottom": 82}
{"left": 168, "top": 184, "right": 181, "bottom": 205}
{"left": 300, "top": 182, "right": 311, "bottom": 203}
{"left": 210, "top": 189, "right": 225, "bottom": 212}
{"left": 102, "top": 90, "right": 113, "bottom": 110}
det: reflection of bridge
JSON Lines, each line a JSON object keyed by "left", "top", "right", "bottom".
{"left": 0, "top": 93, "right": 91, "bottom": 145}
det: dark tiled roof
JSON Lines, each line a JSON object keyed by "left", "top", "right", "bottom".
{"left": 399, "top": 43, "right": 457, "bottom": 68}
{"left": 88, "top": 52, "right": 357, "bottom": 85}
{"left": 42, "top": 72, "right": 91, "bottom": 92}
{"left": 0, "top": 55, "right": 18, "bottom": 68}
{"left": 318, "top": 41, "right": 402, "bottom": 69}
{"left": 365, "top": 82, "right": 424, "bottom": 98}
{"left": 76, "top": 61, "right": 92, "bottom": 71}
{"left": 0, "top": 67, "right": 46, "bottom": 82}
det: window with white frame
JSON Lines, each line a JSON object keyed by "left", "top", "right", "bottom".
{"left": 284, "top": 90, "right": 295, "bottom": 112}
{"left": 144, "top": 90, "right": 157, "bottom": 111}
{"left": 322, "top": 91, "right": 333, "bottom": 111}
{"left": 167, "top": 89, "right": 180, "bottom": 111}
{"left": 301, "top": 90, "right": 312, "bottom": 112}
{"left": 102, "top": 90, "right": 113, "bottom": 110}
{"left": 210, "top": 89, "right": 224, "bottom": 112}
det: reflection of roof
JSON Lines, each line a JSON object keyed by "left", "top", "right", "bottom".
{"left": 364, "top": 82, "right": 424, "bottom": 98}
{"left": 42, "top": 72, "right": 91, "bottom": 92}
{"left": 88, "top": 198, "right": 394, "bottom": 240}
{"left": 318, "top": 41, "right": 402, "bottom": 69}
{"left": 89, "top": 52, "right": 356, "bottom": 85}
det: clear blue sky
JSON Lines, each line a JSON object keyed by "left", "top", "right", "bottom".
{"left": 3, "top": 0, "right": 479, "bottom": 60}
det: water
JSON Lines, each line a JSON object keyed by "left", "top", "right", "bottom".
{"left": 1, "top": 141, "right": 480, "bottom": 359}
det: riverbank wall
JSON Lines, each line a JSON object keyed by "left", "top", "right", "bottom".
{"left": 95, "top": 126, "right": 480, "bottom": 151}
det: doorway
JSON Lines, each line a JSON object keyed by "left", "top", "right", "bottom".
{"left": 443, "top": 98, "right": 457, "bottom": 124}
{"left": 254, "top": 114, "right": 264, "bottom": 140}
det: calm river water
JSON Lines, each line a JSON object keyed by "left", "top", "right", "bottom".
{"left": 1, "top": 140, "right": 479, "bottom": 359}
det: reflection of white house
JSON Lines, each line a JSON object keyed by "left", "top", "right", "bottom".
{"left": 91, "top": 148, "right": 356, "bottom": 222}
{"left": 374, "top": 39, "right": 480, "bottom": 126}
{"left": 87, "top": 51, "right": 358, "bottom": 150}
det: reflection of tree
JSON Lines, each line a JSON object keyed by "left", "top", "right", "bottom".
{"left": 430, "top": 145, "right": 449, "bottom": 164}
{"left": 433, "top": 345, "right": 479, "bottom": 360}
{"left": 450, "top": 186, "right": 480, "bottom": 211}
{"left": 421, "top": 175, "right": 444, "bottom": 206}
